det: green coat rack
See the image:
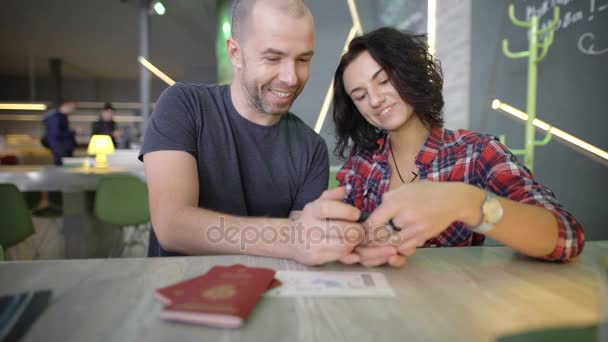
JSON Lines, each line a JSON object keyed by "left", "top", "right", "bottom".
{"left": 500, "top": 4, "right": 560, "bottom": 172}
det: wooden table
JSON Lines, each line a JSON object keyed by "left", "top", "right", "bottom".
{"left": 1, "top": 241, "right": 606, "bottom": 342}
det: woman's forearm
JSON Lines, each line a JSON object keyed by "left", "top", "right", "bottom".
{"left": 458, "top": 184, "right": 561, "bottom": 259}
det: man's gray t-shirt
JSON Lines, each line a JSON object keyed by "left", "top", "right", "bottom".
{"left": 139, "top": 82, "right": 329, "bottom": 256}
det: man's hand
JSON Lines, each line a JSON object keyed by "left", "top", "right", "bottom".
{"left": 340, "top": 245, "right": 407, "bottom": 267}
{"left": 339, "top": 223, "right": 407, "bottom": 267}
{"left": 290, "top": 187, "right": 365, "bottom": 266}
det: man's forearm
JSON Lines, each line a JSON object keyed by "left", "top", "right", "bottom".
{"left": 154, "top": 206, "right": 297, "bottom": 258}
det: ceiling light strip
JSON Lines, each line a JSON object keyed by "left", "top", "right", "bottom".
{"left": 137, "top": 56, "right": 175, "bottom": 86}
{"left": 492, "top": 99, "right": 608, "bottom": 161}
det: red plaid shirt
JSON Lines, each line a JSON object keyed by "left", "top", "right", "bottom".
{"left": 337, "top": 127, "right": 584, "bottom": 262}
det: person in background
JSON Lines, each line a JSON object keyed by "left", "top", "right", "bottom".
{"left": 43, "top": 99, "right": 77, "bottom": 166}
{"left": 37, "top": 100, "right": 78, "bottom": 213}
{"left": 91, "top": 102, "right": 123, "bottom": 148}
{"left": 332, "top": 27, "right": 585, "bottom": 267}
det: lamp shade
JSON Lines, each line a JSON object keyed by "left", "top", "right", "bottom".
{"left": 88, "top": 135, "right": 115, "bottom": 155}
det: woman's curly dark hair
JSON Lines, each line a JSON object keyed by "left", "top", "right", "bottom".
{"left": 333, "top": 27, "right": 444, "bottom": 159}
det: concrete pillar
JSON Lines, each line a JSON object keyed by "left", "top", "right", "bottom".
{"left": 435, "top": 1, "right": 472, "bottom": 129}
{"left": 140, "top": 0, "right": 151, "bottom": 135}
{"left": 48, "top": 57, "right": 62, "bottom": 107}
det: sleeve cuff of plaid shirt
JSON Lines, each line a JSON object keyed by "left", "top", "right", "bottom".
{"left": 541, "top": 210, "right": 585, "bottom": 262}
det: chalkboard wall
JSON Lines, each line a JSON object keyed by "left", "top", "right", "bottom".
{"left": 471, "top": 0, "right": 608, "bottom": 240}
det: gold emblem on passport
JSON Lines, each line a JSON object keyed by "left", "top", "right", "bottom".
{"left": 202, "top": 284, "right": 237, "bottom": 300}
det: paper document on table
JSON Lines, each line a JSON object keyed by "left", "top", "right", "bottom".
{"left": 265, "top": 271, "right": 394, "bottom": 297}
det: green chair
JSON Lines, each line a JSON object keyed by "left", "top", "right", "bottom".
{"left": 94, "top": 175, "right": 150, "bottom": 257}
{"left": 0, "top": 184, "right": 36, "bottom": 259}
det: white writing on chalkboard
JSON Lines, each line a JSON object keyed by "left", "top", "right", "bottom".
{"left": 578, "top": 32, "right": 608, "bottom": 54}
{"left": 526, "top": 0, "right": 574, "bottom": 19}
{"left": 524, "top": 0, "right": 607, "bottom": 56}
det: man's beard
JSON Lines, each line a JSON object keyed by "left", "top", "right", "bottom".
{"left": 243, "top": 82, "right": 281, "bottom": 116}
{"left": 240, "top": 65, "right": 299, "bottom": 116}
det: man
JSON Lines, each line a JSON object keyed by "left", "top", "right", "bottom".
{"left": 43, "top": 100, "right": 77, "bottom": 166}
{"left": 91, "top": 102, "right": 123, "bottom": 148}
{"left": 139, "top": 0, "right": 363, "bottom": 265}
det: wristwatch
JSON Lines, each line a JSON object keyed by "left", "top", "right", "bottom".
{"left": 468, "top": 191, "right": 504, "bottom": 234}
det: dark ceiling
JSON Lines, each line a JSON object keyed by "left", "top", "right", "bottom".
{"left": 0, "top": 0, "right": 218, "bottom": 80}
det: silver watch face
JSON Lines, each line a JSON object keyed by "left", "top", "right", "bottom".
{"left": 483, "top": 197, "right": 504, "bottom": 224}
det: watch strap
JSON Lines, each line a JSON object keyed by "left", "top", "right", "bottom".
{"left": 468, "top": 191, "right": 498, "bottom": 234}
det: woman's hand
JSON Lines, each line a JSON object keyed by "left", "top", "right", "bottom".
{"left": 340, "top": 182, "right": 484, "bottom": 267}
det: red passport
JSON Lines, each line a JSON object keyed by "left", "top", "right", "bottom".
{"left": 156, "top": 264, "right": 279, "bottom": 328}
{"left": 155, "top": 264, "right": 281, "bottom": 305}
{"left": 155, "top": 265, "right": 227, "bottom": 305}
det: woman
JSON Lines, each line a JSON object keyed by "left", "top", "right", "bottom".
{"left": 332, "top": 27, "right": 584, "bottom": 267}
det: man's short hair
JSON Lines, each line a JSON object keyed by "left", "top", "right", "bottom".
{"left": 102, "top": 102, "right": 115, "bottom": 111}
{"left": 231, "top": 0, "right": 310, "bottom": 42}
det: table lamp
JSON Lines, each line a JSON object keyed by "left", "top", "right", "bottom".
{"left": 87, "top": 134, "right": 115, "bottom": 168}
